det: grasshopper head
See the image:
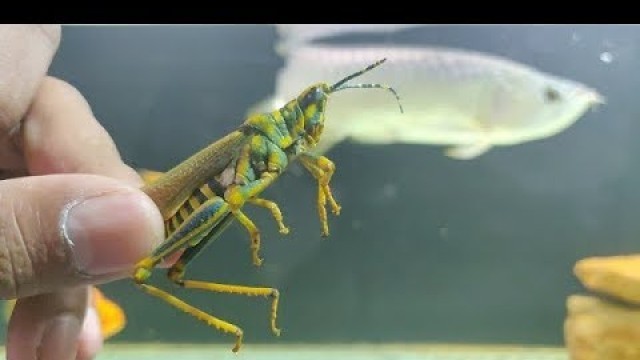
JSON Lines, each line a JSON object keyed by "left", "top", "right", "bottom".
{"left": 295, "top": 83, "right": 331, "bottom": 148}
{"left": 286, "top": 58, "right": 402, "bottom": 151}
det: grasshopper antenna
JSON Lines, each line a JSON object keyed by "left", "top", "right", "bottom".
{"left": 330, "top": 58, "right": 404, "bottom": 114}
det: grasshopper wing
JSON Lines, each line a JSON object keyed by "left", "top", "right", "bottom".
{"left": 143, "top": 130, "right": 250, "bottom": 219}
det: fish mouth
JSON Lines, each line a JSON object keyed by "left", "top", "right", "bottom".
{"left": 590, "top": 91, "right": 606, "bottom": 106}
{"left": 576, "top": 87, "right": 606, "bottom": 108}
{"left": 563, "top": 80, "right": 605, "bottom": 108}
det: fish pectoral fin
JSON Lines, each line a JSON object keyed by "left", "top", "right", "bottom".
{"left": 445, "top": 141, "right": 492, "bottom": 160}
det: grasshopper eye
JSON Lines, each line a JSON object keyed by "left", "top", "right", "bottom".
{"left": 300, "top": 87, "right": 324, "bottom": 110}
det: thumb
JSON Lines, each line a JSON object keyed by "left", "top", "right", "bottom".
{"left": 0, "top": 173, "right": 164, "bottom": 299}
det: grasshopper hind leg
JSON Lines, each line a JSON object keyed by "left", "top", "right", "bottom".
{"left": 134, "top": 282, "right": 245, "bottom": 352}
{"left": 133, "top": 202, "right": 281, "bottom": 353}
{"left": 170, "top": 214, "right": 281, "bottom": 335}
{"left": 166, "top": 227, "right": 282, "bottom": 340}
{"left": 133, "top": 264, "right": 246, "bottom": 352}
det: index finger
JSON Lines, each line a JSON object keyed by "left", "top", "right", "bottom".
{"left": 0, "top": 25, "right": 61, "bottom": 169}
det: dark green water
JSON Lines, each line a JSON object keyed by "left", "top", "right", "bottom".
{"left": 4, "top": 25, "right": 639, "bottom": 348}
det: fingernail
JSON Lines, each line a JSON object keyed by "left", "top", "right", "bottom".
{"left": 37, "top": 313, "right": 82, "bottom": 360}
{"left": 61, "top": 191, "right": 164, "bottom": 276}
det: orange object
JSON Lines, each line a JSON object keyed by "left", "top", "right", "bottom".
{"left": 91, "top": 287, "right": 126, "bottom": 339}
{"left": 138, "top": 169, "right": 165, "bottom": 185}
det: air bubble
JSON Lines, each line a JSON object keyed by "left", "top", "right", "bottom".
{"left": 600, "top": 52, "right": 614, "bottom": 63}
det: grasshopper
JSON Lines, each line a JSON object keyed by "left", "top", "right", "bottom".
{"left": 132, "top": 58, "right": 403, "bottom": 352}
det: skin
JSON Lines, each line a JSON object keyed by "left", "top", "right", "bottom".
{"left": 0, "top": 25, "right": 165, "bottom": 359}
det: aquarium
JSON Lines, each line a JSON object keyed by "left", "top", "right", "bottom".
{"left": 1, "top": 24, "right": 638, "bottom": 360}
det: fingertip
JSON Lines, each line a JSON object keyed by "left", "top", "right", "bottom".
{"left": 0, "top": 174, "right": 164, "bottom": 298}
{"left": 0, "top": 25, "right": 63, "bottom": 168}
{"left": 0, "top": 25, "right": 62, "bottom": 126}
{"left": 76, "top": 305, "right": 104, "bottom": 360}
{"left": 36, "top": 25, "right": 62, "bottom": 50}
{"left": 6, "top": 287, "right": 88, "bottom": 360}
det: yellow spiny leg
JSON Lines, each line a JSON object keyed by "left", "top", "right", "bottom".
{"left": 301, "top": 155, "right": 341, "bottom": 215}
{"left": 316, "top": 185, "right": 329, "bottom": 236}
{"left": 166, "top": 235, "right": 281, "bottom": 338}
{"left": 226, "top": 172, "right": 280, "bottom": 266}
{"left": 136, "top": 283, "right": 244, "bottom": 352}
{"left": 232, "top": 209, "right": 264, "bottom": 266}
{"left": 248, "top": 198, "right": 290, "bottom": 235}
{"left": 173, "top": 277, "right": 281, "bottom": 337}
{"left": 299, "top": 154, "right": 341, "bottom": 236}
{"left": 134, "top": 196, "right": 231, "bottom": 273}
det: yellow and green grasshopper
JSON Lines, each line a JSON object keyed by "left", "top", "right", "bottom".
{"left": 133, "top": 58, "right": 402, "bottom": 352}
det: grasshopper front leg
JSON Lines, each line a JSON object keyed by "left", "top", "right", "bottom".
{"left": 298, "top": 153, "right": 341, "bottom": 237}
{"left": 248, "top": 198, "right": 290, "bottom": 236}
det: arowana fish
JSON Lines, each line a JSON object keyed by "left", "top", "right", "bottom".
{"left": 252, "top": 44, "right": 604, "bottom": 159}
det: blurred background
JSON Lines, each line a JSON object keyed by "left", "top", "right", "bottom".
{"left": 8, "top": 25, "right": 640, "bottom": 348}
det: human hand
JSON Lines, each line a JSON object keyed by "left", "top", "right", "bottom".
{"left": 0, "top": 25, "right": 164, "bottom": 359}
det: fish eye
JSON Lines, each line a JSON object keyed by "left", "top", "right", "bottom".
{"left": 544, "top": 87, "right": 562, "bottom": 103}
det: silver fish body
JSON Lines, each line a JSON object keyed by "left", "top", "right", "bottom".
{"left": 275, "top": 24, "right": 423, "bottom": 55}
{"left": 252, "top": 45, "right": 604, "bottom": 159}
